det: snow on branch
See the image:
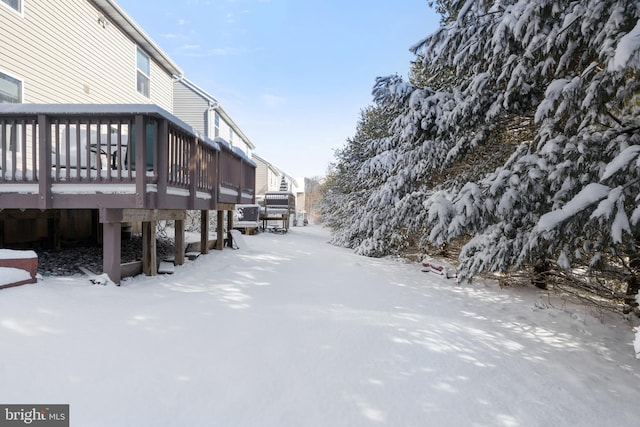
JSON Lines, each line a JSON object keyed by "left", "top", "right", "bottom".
{"left": 601, "top": 145, "right": 640, "bottom": 181}
{"left": 537, "top": 183, "right": 611, "bottom": 231}
{"left": 609, "top": 19, "right": 640, "bottom": 71}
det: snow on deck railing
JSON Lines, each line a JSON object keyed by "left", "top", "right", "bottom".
{"left": 0, "top": 104, "right": 256, "bottom": 209}
{"left": 0, "top": 106, "right": 202, "bottom": 206}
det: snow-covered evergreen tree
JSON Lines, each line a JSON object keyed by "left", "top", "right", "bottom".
{"left": 415, "top": 0, "right": 640, "bottom": 292}
{"left": 328, "top": 0, "right": 640, "bottom": 309}
{"left": 320, "top": 104, "right": 396, "bottom": 251}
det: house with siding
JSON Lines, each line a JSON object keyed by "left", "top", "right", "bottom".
{"left": 173, "top": 77, "right": 255, "bottom": 157}
{"left": 0, "top": 0, "right": 255, "bottom": 284}
{"left": 252, "top": 153, "right": 307, "bottom": 224}
{"left": 252, "top": 153, "right": 282, "bottom": 197}
{"left": 280, "top": 174, "right": 306, "bottom": 224}
{"left": 0, "top": 0, "right": 181, "bottom": 109}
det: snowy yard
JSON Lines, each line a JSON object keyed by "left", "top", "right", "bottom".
{"left": 0, "top": 225, "right": 639, "bottom": 426}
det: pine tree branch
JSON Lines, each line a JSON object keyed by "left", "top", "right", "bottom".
{"left": 606, "top": 111, "right": 623, "bottom": 126}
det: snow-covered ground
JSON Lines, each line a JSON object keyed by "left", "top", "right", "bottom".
{"left": 0, "top": 225, "right": 638, "bottom": 426}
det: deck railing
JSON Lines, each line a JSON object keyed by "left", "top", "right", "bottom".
{"left": 0, "top": 104, "right": 255, "bottom": 211}
{"left": 216, "top": 137, "right": 255, "bottom": 205}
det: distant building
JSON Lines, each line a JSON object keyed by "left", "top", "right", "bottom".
{"left": 173, "top": 77, "right": 255, "bottom": 157}
{"left": 252, "top": 153, "right": 282, "bottom": 196}
{"left": 252, "top": 153, "right": 308, "bottom": 223}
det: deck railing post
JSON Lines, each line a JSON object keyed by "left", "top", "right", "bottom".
{"left": 213, "top": 151, "right": 218, "bottom": 209}
{"left": 37, "top": 114, "right": 51, "bottom": 209}
{"left": 134, "top": 114, "right": 147, "bottom": 208}
{"left": 212, "top": 150, "right": 219, "bottom": 210}
{"left": 238, "top": 158, "right": 244, "bottom": 204}
{"left": 188, "top": 137, "right": 198, "bottom": 210}
{"left": 157, "top": 119, "right": 169, "bottom": 207}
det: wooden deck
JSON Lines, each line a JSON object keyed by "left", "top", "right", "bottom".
{"left": 0, "top": 104, "right": 256, "bottom": 284}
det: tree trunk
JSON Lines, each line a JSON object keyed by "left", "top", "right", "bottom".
{"left": 532, "top": 261, "right": 550, "bottom": 290}
{"left": 624, "top": 248, "right": 640, "bottom": 313}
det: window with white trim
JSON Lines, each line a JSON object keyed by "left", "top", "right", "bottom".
{"left": 214, "top": 113, "right": 220, "bottom": 137}
{"left": 0, "top": 71, "right": 23, "bottom": 153}
{"left": 229, "top": 128, "right": 234, "bottom": 143}
{"left": 1, "top": 0, "right": 21, "bottom": 13}
{"left": 136, "top": 47, "right": 150, "bottom": 98}
{"left": 0, "top": 71, "right": 21, "bottom": 103}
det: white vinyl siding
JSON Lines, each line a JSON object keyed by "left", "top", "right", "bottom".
{"left": 254, "top": 158, "right": 269, "bottom": 195}
{"left": 217, "top": 119, "right": 232, "bottom": 144}
{"left": 172, "top": 79, "right": 253, "bottom": 157}
{"left": 172, "top": 80, "right": 208, "bottom": 137}
{"left": 252, "top": 154, "right": 281, "bottom": 195}
{"left": 0, "top": 0, "right": 173, "bottom": 111}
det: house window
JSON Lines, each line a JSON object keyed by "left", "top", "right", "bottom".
{"left": 136, "top": 47, "right": 150, "bottom": 98}
{"left": 0, "top": 71, "right": 22, "bottom": 103}
{"left": 214, "top": 113, "right": 219, "bottom": 137}
{"left": 1, "top": 0, "right": 21, "bottom": 13}
{"left": 229, "top": 128, "right": 234, "bottom": 143}
{"left": 0, "top": 71, "right": 22, "bottom": 152}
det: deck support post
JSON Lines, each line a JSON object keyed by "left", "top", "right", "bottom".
{"left": 175, "top": 219, "right": 185, "bottom": 266}
{"left": 47, "top": 210, "right": 61, "bottom": 251}
{"left": 200, "top": 210, "right": 209, "bottom": 254}
{"left": 216, "top": 210, "right": 224, "bottom": 250}
{"left": 227, "top": 210, "right": 234, "bottom": 248}
{"left": 103, "top": 222, "right": 121, "bottom": 285}
{"left": 142, "top": 221, "right": 157, "bottom": 276}
{"left": 92, "top": 209, "right": 102, "bottom": 245}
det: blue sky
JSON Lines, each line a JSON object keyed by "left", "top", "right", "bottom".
{"left": 117, "top": 0, "right": 440, "bottom": 178}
